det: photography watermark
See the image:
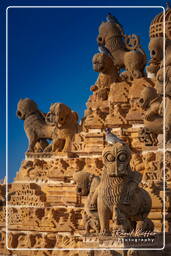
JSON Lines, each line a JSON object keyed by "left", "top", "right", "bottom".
{"left": 114, "top": 229, "right": 157, "bottom": 237}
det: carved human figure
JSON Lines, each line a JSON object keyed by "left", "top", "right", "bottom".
{"left": 32, "top": 234, "right": 45, "bottom": 248}
{"left": 97, "top": 18, "right": 146, "bottom": 80}
{"left": 97, "top": 142, "right": 152, "bottom": 235}
{"left": 73, "top": 171, "right": 100, "bottom": 235}
{"left": 36, "top": 208, "right": 56, "bottom": 228}
{"left": 17, "top": 234, "right": 32, "bottom": 248}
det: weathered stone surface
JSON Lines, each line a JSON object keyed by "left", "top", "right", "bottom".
{"left": 1, "top": 9, "right": 171, "bottom": 256}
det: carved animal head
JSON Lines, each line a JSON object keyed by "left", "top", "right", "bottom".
{"left": 73, "top": 171, "right": 93, "bottom": 196}
{"left": 47, "top": 103, "right": 78, "bottom": 128}
{"left": 148, "top": 37, "right": 163, "bottom": 62}
{"left": 138, "top": 86, "right": 158, "bottom": 110}
{"left": 17, "top": 98, "right": 39, "bottom": 120}
{"left": 97, "top": 21, "right": 123, "bottom": 46}
{"left": 102, "top": 142, "right": 131, "bottom": 177}
{"left": 92, "top": 53, "right": 114, "bottom": 73}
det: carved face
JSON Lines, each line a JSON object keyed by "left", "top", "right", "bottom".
{"left": 97, "top": 21, "right": 121, "bottom": 46}
{"left": 148, "top": 37, "right": 163, "bottom": 62}
{"left": 16, "top": 98, "right": 38, "bottom": 120}
{"left": 138, "top": 87, "right": 158, "bottom": 110}
{"left": 92, "top": 53, "right": 113, "bottom": 73}
{"left": 156, "top": 66, "right": 171, "bottom": 96}
{"left": 48, "top": 103, "right": 72, "bottom": 128}
{"left": 73, "top": 172, "right": 91, "bottom": 196}
{"left": 102, "top": 143, "right": 131, "bottom": 177}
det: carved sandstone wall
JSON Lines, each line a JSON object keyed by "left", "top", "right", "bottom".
{"left": 1, "top": 8, "right": 171, "bottom": 256}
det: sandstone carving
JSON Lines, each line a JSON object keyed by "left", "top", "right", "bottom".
{"left": 146, "top": 37, "right": 164, "bottom": 77}
{"left": 73, "top": 171, "right": 100, "bottom": 235}
{"left": 45, "top": 103, "right": 79, "bottom": 152}
{"left": 147, "top": 6, "right": 171, "bottom": 78}
{"left": 17, "top": 98, "right": 54, "bottom": 152}
{"left": 138, "top": 86, "right": 163, "bottom": 145}
{"left": 97, "top": 142, "right": 152, "bottom": 235}
{"left": 92, "top": 52, "right": 120, "bottom": 90}
{"left": 2, "top": 9, "right": 171, "bottom": 256}
{"left": 97, "top": 16, "right": 146, "bottom": 80}
{"left": 155, "top": 60, "right": 171, "bottom": 145}
{"left": 83, "top": 107, "right": 107, "bottom": 129}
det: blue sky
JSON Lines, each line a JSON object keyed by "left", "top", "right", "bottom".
{"left": 0, "top": 0, "right": 166, "bottom": 182}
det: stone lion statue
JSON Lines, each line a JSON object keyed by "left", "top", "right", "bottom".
{"left": 45, "top": 103, "right": 79, "bottom": 152}
{"left": 92, "top": 52, "right": 120, "bottom": 86}
{"left": 89, "top": 53, "right": 120, "bottom": 106}
{"left": 17, "top": 98, "right": 54, "bottom": 152}
{"left": 73, "top": 171, "right": 100, "bottom": 235}
{"left": 96, "top": 142, "right": 152, "bottom": 235}
{"left": 97, "top": 20, "right": 146, "bottom": 80}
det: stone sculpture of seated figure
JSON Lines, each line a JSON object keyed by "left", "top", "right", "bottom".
{"left": 91, "top": 142, "right": 152, "bottom": 235}
{"left": 73, "top": 171, "right": 100, "bottom": 235}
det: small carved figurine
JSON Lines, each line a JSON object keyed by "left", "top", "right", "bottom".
{"left": 73, "top": 171, "right": 100, "bottom": 235}
{"left": 92, "top": 52, "right": 120, "bottom": 89}
{"left": 138, "top": 86, "right": 163, "bottom": 140}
